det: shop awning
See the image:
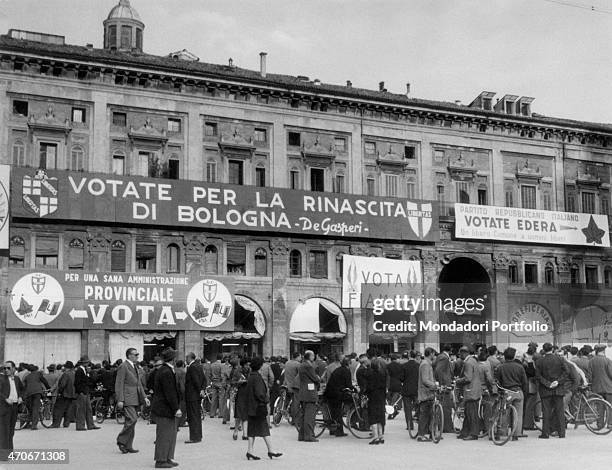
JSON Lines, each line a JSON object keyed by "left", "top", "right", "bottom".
{"left": 289, "top": 298, "right": 346, "bottom": 341}
{"left": 203, "top": 295, "right": 266, "bottom": 342}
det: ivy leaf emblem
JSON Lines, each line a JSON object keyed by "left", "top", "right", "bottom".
{"left": 581, "top": 216, "right": 606, "bottom": 244}
{"left": 192, "top": 299, "right": 209, "bottom": 322}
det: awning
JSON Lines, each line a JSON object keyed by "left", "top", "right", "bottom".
{"left": 203, "top": 295, "right": 266, "bottom": 341}
{"left": 289, "top": 298, "right": 346, "bottom": 341}
{"left": 143, "top": 331, "right": 176, "bottom": 341}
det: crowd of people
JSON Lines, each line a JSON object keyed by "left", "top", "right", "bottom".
{"left": 0, "top": 341, "right": 611, "bottom": 467}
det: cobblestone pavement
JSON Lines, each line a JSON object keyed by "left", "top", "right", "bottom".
{"left": 3, "top": 414, "right": 611, "bottom": 470}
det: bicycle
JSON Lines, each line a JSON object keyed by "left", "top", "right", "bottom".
{"left": 16, "top": 391, "right": 53, "bottom": 430}
{"left": 490, "top": 385, "right": 518, "bottom": 446}
{"left": 450, "top": 383, "right": 488, "bottom": 438}
{"left": 385, "top": 394, "right": 402, "bottom": 420}
{"left": 91, "top": 388, "right": 125, "bottom": 425}
{"left": 313, "top": 388, "right": 371, "bottom": 439}
{"left": 200, "top": 385, "right": 212, "bottom": 420}
{"left": 272, "top": 386, "right": 293, "bottom": 426}
{"left": 566, "top": 386, "right": 612, "bottom": 435}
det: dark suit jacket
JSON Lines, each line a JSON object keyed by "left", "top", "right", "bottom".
{"left": 324, "top": 365, "right": 352, "bottom": 401}
{"left": 297, "top": 361, "right": 319, "bottom": 402}
{"left": 589, "top": 355, "right": 612, "bottom": 395}
{"left": 115, "top": 361, "right": 146, "bottom": 406}
{"left": 185, "top": 361, "right": 207, "bottom": 402}
{"left": 434, "top": 353, "right": 453, "bottom": 386}
{"left": 74, "top": 367, "right": 92, "bottom": 395}
{"left": 23, "top": 371, "right": 50, "bottom": 398}
{"left": 387, "top": 361, "right": 403, "bottom": 393}
{"left": 401, "top": 360, "right": 419, "bottom": 397}
{"left": 151, "top": 364, "right": 180, "bottom": 419}
{"left": 246, "top": 372, "right": 268, "bottom": 417}
{"left": 535, "top": 353, "right": 570, "bottom": 397}
{"left": 0, "top": 375, "right": 24, "bottom": 415}
{"left": 57, "top": 370, "right": 76, "bottom": 399}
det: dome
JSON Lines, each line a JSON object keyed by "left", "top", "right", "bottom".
{"left": 107, "top": 0, "right": 142, "bottom": 23}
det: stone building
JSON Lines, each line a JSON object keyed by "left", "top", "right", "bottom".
{"left": 1, "top": 0, "right": 611, "bottom": 365}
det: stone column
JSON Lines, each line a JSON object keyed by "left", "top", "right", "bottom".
{"left": 492, "top": 252, "right": 510, "bottom": 349}
{"left": 420, "top": 250, "right": 439, "bottom": 350}
{"left": 270, "top": 240, "right": 290, "bottom": 357}
{"left": 184, "top": 330, "right": 202, "bottom": 357}
{"left": 555, "top": 256, "right": 573, "bottom": 343}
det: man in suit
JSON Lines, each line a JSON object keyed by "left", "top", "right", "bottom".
{"left": 282, "top": 352, "right": 301, "bottom": 423}
{"left": 0, "top": 361, "right": 24, "bottom": 461}
{"left": 151, "top": 348, "right": 181, "bottom": 469}
{"left": 590, "top": 344, "right": 612, "bottom": 409}
{"left": 74, "top": 356, "right": 100, "bottom": 431}
{"left": 434, "top": 344, "right": 454, "bottom": 433}
{"left": 323, "top": 357, "right": 352, "bottom": 437}
{"left": 51, "top": 361, "right": 76, "bottom": 428}
{"left": 297, "top": 350, "right": 320, "bottom": 442}
{"left": 401, "top": 350, "right": 420, "bottom": 432}
{"left": 416, "top": 348, "right": 438, "bottom": 442}
{"left": 535, "top": 342, "right": 571, "bottom": 439}
{"left": 184, "top": 352, "right": 206, "bottom": 444}
{"left": 455, "top": 346, "right": 482, "bottom": 440}
{"left": 209, "top": 354, "right": 225, "bottom": 419}
{"left": 115, "top": 348, "right": 148, "bottom": 454}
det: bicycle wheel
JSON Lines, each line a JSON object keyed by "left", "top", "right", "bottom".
{"left": 491, "top": 404, "right": 517, "bottom": 446}
{"left": 346, "top": 407, "right": 372, "bottom": 439}
{"left": 431, "top": 402, "right": 443, "bottom": 444}
{"left": 408, "top": 407, "right": 419, "bottom": 439}
{"left": 452, "top": 407, "right": 464, "bottom": 434}
{"left": 272, "top": 395, "right": 284, "bottom": 426}
{"left": 583, "top": 397, "right": 612, "bottom": 435}
{"left": 313, "top": 403, "right": 327, "bottom": 438}
{"left": 17, "top": 403, "right": 29, "bottom": 429}
{"left": 40, "top": 400, "right": 53, "bottom": 428}
{"left": 286, "top": 398, "right": 294, "bottom": 425}
{"left": 94, "top": 400, "right": 106, "bottom": 424}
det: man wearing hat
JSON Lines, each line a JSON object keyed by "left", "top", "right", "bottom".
{"left": 535, "top": 342, "right": 570, "bottom": 438}
{"left": 494, "top": 347, "right": 529, "bottom": 440}
{"left": 590, "top": 345, "right": 612, "bottom": 411}
{"left": 151, "top": 348, "right": 181, "bottom": 468}
{"left": 51, "top": 361, "right": 76, "bottom": 428}
{"left": 74, "top": 355, "right": 100, "bottom": 431}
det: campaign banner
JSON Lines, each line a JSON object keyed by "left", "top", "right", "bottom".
{"left": 0, "top": 164, "right": 9, "bottom": 251}
{"left": 341, "top": 254, "right": 422, "bottom": 308}
{"left": 10, "top": 168, "right": 438, "bottom": 242}
{"left": 7, "top": 269, "right": 234, "bottom": 331}
{"left": 454, "top": 203, "right": 610, "bottom": 247}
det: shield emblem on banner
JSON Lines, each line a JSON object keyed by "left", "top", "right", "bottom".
{"left": 22, "top": 170, "right": 59, "bottom": 218}
{"left": 31, "top": 274, "right": 47, "bottom": 295}
{"left": 406, "top": 202, "right": 433, "bottom": 239}
{"left": 202, "top": 281, "right": 217, "bottom": 302}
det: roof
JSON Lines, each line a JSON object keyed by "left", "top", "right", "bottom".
{"left": 107, "top": 0, "right": 142, "bottom": 23}
{"left": 0, "top": 35, "right": 611, "bottom": 134}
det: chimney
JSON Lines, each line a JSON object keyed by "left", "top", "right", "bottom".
{"left": 228, "top": 58, "right": 234, "bottom": 67}
{"left": 313, "top": 78, "right": 321, "bottom": 86}
{"left": 259, "top": 52, "right": 267, "bottom": 78}
{"left": 379, "top": 81, "right": 385, "bottom": 92}
{"left": 346, "top": 80, "right": 352, "bottom": 88}
{"left": 455, "top": 100, "right": 462, "bottom": 105}
{"left": 86, "top": 43, "right": 93, "bottom": 49}
{"left": 406, "top": 83, "right": 411, "bottom": 96}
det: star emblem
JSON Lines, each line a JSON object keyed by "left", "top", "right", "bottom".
{"left": 581, "top": 216, "right": 606, "bottom": 244}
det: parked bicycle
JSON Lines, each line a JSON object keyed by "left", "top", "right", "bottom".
{"left": 490, "top": 385, "right": 519, "bottom": 446}
{"left": 272, "top": 385, "right": 293, "bottom": 426}
{"left": 314, "top": 388, "right": 371, "bottom": 439}
{"left": 200, "top": 385, "right": 212, "bottom": 420}
{"left": 90, "top": 388, "right": 124, "bottom": 425}
{"left": 566, "top": 385, "right": 612, "bottom": 435}
{"left": 16, "top": 391, "right": 53, "bottom": 430}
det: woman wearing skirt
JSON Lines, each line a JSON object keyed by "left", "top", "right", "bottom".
{"left": 245, "top": 356, "right": 282, "bottom": 460}
{"left": 231, "top": 357, "right": 250, "bottom": 441}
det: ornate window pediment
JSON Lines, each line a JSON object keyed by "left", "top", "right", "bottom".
{"left": 128, "top": 117, "right": 168, "bottom": 150}
{"left": 301, "top": 135, "right": 335, "bottom": 168}
{"left": 376, "top": 144, "right": 408, "bottom": 172}
{"left": 27, "top": 105, "right": 72, "bottom": 142}
{"left": 576, "top": 168, "right": 601, "bottom": 188}
{"left": 516, "top": 159, "right": 542, "bottom": 183}
{"left": 447, "top": 153, "right": 476, "bottom": 181}
{"left": 218, "top": 128, "right": 255, "bottom": 159}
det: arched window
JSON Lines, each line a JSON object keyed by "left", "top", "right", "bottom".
{"left": 70, "top": 145, "right": 84, "bottom": 171}
{"left": 544, "top": 262, "right": 555, "bottom": 285}
{"left": 9, "top": 236, "right": 25, "bottom": 267}
{"left": 68, "top": 238, "right": 84, "bottom": 270}
{"left": 167, "top": 243, "right": 180, "bottom": 273}
{"left": 204, "top": 245, "right": 218, "bottom": 275}
{"left": 254, "top": 248, "right": 267, "bottom": 276}
{"left": 289, "top": 249, "right": 302, "bottom": 277}
{"left": 508, "top": 261, "right": 518, "bottom": 284}
{"left": 111, "top": 240, "right": 126, "bottom": 272}
{"left": 12, "top": 140, "right": 25, "bottom": 166}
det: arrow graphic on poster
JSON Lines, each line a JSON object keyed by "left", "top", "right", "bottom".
{"left": 69, "top": 309, "right": 88, "bottom": 319}
{"left": 560, "top": 226, "right": 578, "bottom": 230}
{"left": 175, "top": 311, "right": 187, "bottom": 321}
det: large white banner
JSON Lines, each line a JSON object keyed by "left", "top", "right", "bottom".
{"left": 454, "top": 203, "right": 610, "bottom": 247}
{"left": 0, "top": 165, "right": 9, "bottom": 250}
{"left": 342, "top": 254, "right": 422, "bottom": 308}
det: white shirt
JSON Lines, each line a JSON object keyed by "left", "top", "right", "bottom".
{"left": 8, "top": 376, "right": 18, "bottom": 403}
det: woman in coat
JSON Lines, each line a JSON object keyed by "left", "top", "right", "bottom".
{"left": 245, "top": 356, "right": 282, "bottom": 460}
{"left": 230, "top": 357, "right": 250, "bottom": 441}
{"left": 365, "top": 358, "right": 387, "bottom": 445}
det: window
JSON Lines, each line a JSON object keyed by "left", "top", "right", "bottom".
{"left": 206, "top": 161, "right": 217, "bottom": 183}
{"left": 39, "top": 143, "right": 57, "bottom": 169}
{"left": 255, "top": 166, "right": 266, "bottom": 187}
{"left": 111, "top": 240, "right": 126, "bottom": 272}
{"left": 543, "top": 192, "right": 552, "bottom": 211}
{"left": 112, "top": 112, "right": 127, "bottom": 127}
{"left": 309, "top": 250, "right": 328, "bottom": 279}
{"left": 71, "top": 107, "right": 86, "bottom": 123}
{"left": 204, "top": 122, "right": 218, "bottom": 136}
{"left": 544, "top": 263, "right": 554, "bottom": 285}
{"left": 335, "top": 253, "right": 345, "bottom": 281}
{"left": 166, "top": 244, "right": 180, "bottom": 273}
{"left": 525, "top": 263, "right": 538, "bottom": 284}
{"left": 136, "top": 243, "right": 157, "bottom": 273}
{"left": 367, "top": 177, "right": 376, "bottom": 196}
{"left": 13, "top": 100, "right": 28, "bottom": 116}
{"left": 70, "top": 146, "right": 84, "bottom": 171}
{"left": 290, "top": 169, "right": 300, "bottom": 190}
{"left": 68, "top": 239, "right": 84, "bottom": 270}
{"left": 567, "top": 193, "right": 576, "bottom": 212}
{"left": 35, "top": 235, "right": 59, "bottom": 268}
{"left": 310, "top": 168, "right": 325, "bottom": 192}
{"left": 120, "top": 25, "right": 132, "bottom": 49}
{"left": 581, "top": 192, "right": 596, "bottom": 214}
{"left": 365, "top": 142, "right": 376, "bottom": 155}
{"left": 437, "top": 184, "right": 445, "bottom": 202}
{"left": 12, "top": 141, "right": 25, "bottom": 166}
{"left": 144, "top": 152, "right": 159, "bottom": 178}
{"left": 434, "top": 150, "right": 445, "bottom": 163}
{"left": 407, "top": 181, "right": 416, "bottom": 199}
{"left": 334, "top": 137, "right": 346, "bottom": 152}
{"left": 204, "top": 245, "right": 218, "bottom": 274}
{"left": 585, "top": 266, "right": 598, "bottom": 287}
{"left": 477, "top": 188, "right": 487, "bottom": 205}
{"left": 229, "top": 160, "right": 244, "bottom": 185}
{"left": 167, "top": 118, "right": 181, "bottom": 133}
{"left": 254, "top": 128, "right": 267, "bottom": 143}
{"left": 385, "top": 174, "right": 398, "bottom": 197}
{"left": 505, "top": 189, "right": 514, "bottom": 208}
{"left": 483, "top": 98, "right": 493, "bottom": 111}
{"left": 605, "top": 267, "right": 611, "bottom": 288}
{"left": 404, "top": 146, "right": 415, "bottom": 159}
{"left": 289, "top": 250, "right": 302, "bottom": 277}
{"left": 601, "top": 198, "right": 610, "bottom": 216}
{"left": 112, "top": 152, "right": 125, "bottom": 175}
{"left": 288, "top": 131, "right": 301, "bottom": 146}
{"left": 521, "top": 185, "right": 537, "bottom": 209}
{"left": 254, "top": 248, "right": 267, "bottom": 276}
{"left": 108, "top": 25, "right": 117, "bottom": 48}
{"left": 520, "top": 103, "right": 530, "bottom": 116}
{"left": 136, "top": 28, "right": 142, "bottom": 50}
{"left": 456, "top": 181, "right": 469, "bottom": 203}
{"left": 227, "top": 244, "right": 246, "bottom": 275}
{"left": 334, "top": 174, "right": 344, "bottom": 193}
{"left": 9, "top": 236, "right": 25, "bottom": 267}
{"left": 570, "top": 265, "right": 579, "bottom": 284}
{"left": 168, "top": 156, "right": 179, "bottom": 180}
{"left": 508, "top": 262, "right": 518, "bottom": 284}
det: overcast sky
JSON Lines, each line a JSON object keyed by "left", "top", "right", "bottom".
{"left": 1, "top": 0, "right": 611, "bottom": 124}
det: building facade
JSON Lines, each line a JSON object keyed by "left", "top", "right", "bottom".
{"left": 2, "top": 1, "right": 612, "bottom": 366}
